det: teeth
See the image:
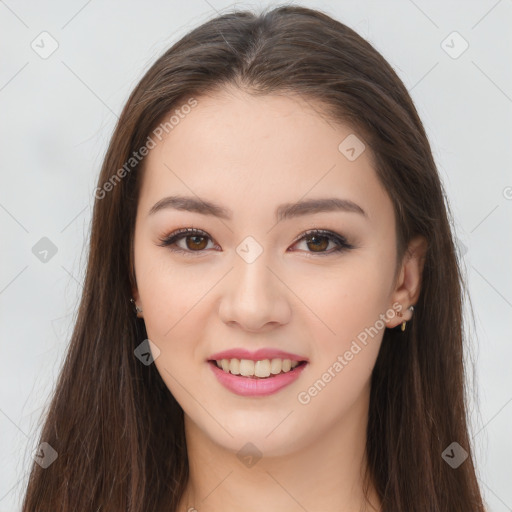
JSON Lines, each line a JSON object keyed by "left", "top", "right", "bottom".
{"left": 214, "top": 358, "right": 301, "bottom": 378}
{"left": 239, "top": 359, "right": 254, "bottom": 376}
{"left": 254, "top": 360, "right": 270, "bottom": 378}
{"left": 270, "top": 358, "right": 282, "bottom": 375}
{"left": 229, "top": 358, "right": 240, "bottom": 375}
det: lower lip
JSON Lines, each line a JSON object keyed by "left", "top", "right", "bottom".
{"left": 208, "top": 361, "right": 308, "bottom": 397}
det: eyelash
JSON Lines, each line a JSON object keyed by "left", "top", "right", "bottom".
{"left": 157, "top": 227, "right": 354, "bottom": 257}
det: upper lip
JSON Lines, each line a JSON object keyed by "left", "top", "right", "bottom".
{"left": 208, "top": 348, "right": 309, "bottom": 362}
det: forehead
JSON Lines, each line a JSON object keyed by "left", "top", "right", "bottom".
{"left": 138, "top": 87, "right": 393, "bottom": 228}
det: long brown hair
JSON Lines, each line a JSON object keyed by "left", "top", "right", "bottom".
{"left": 21, "top": 5, "right": 486, "bottom": 511}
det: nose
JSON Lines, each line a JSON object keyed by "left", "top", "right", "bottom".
{"left": 218, "top": 252, "right": 292, "bottom": 332}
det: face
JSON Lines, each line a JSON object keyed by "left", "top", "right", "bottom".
{"left": 132, "top": 87, "right": 412, "bottom": 457}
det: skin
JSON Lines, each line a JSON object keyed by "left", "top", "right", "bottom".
{"left": 131, "top": 86, "right": 427, "bottom": 512}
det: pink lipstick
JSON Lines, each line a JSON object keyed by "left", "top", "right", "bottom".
{"left": 207, "top": 348, "right": 309, "bottom": 397}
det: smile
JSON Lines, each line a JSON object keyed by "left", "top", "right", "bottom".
{"left": 207, "top": 359, "right": 308, "bottom": 396}
{"left": 211, "top": 358, "right": 304, "bottom": 378}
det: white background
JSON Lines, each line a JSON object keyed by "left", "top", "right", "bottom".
{"left": 1, "top": 1, "right": 511, "bottom": 510}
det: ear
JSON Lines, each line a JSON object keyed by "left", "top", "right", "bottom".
{"left": 131, "top": 280, "right": 143, "bottom": 318}
{"left": 129, "top": 246, "right": 142, "bottom": 318}
{"left": 386, "top": 235, "right": 428, "bottom": 328}
{"left": 131, "top": 288, "right": 144, "bottom": 318}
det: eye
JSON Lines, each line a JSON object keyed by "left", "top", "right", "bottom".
{"left": 157, "top": 228, "right": 216, "bottom": 254}
{"left": 289, "top": 229, "right": 354, "bottom": 256}
{"left": 157, "top": 228, "right": 353, "bottom": 256}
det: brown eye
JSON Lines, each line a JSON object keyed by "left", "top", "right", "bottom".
{"left": 291, "top": 229, "right": 352, "bottom": 256}
{"left": 304, "top": 234, "right": 330, "bottom": 252}
{"left": 157, "top": 228, "right": 215, "bottom": 254}
{"left": 185, "top": 235, "right": 208, "bottom": 250}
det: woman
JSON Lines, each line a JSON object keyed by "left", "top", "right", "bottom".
{"left": 22, "top": 5, "right": 486, "bottom": 511}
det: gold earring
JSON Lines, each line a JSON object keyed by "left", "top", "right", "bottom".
{"left": 401, "top": 305, "right": 414, "bottom": 331}
{"left": 130, "top": 298, "right": 143, "bottom": 314}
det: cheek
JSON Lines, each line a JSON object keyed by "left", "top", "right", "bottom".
{"left": 139, "top": 265, "right": 210, "bottom": 403}
{"left": 311, "top": 260, "right": 392, "bottom": 337}
{"left": 302, "top": 252, "right": 394, "bottom": 388}
{"left": 296, "top": 272, "right": 386, "bottom": 421}
{"left": 140, "top": 268, "right": 209, "bottom": 346}
{"left": 134, "top": 238, "right": 206, "bottom": 334}
{"left": 135, "top": 254, "right": 226, "bottom": 398}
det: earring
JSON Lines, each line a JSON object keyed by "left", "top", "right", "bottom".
{"left": 130, "top": 298, "right": 143, "bottom": 314}
{"left": 401, "top": 305, "right": 415, "bottom": 332}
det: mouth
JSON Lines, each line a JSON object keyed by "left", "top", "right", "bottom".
{"left": 207, "top": 358, "right": 308, "bottom": 379}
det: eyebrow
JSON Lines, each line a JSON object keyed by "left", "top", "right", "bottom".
{"left": 148, "top": 195, "right": 367, "bottom": 222}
